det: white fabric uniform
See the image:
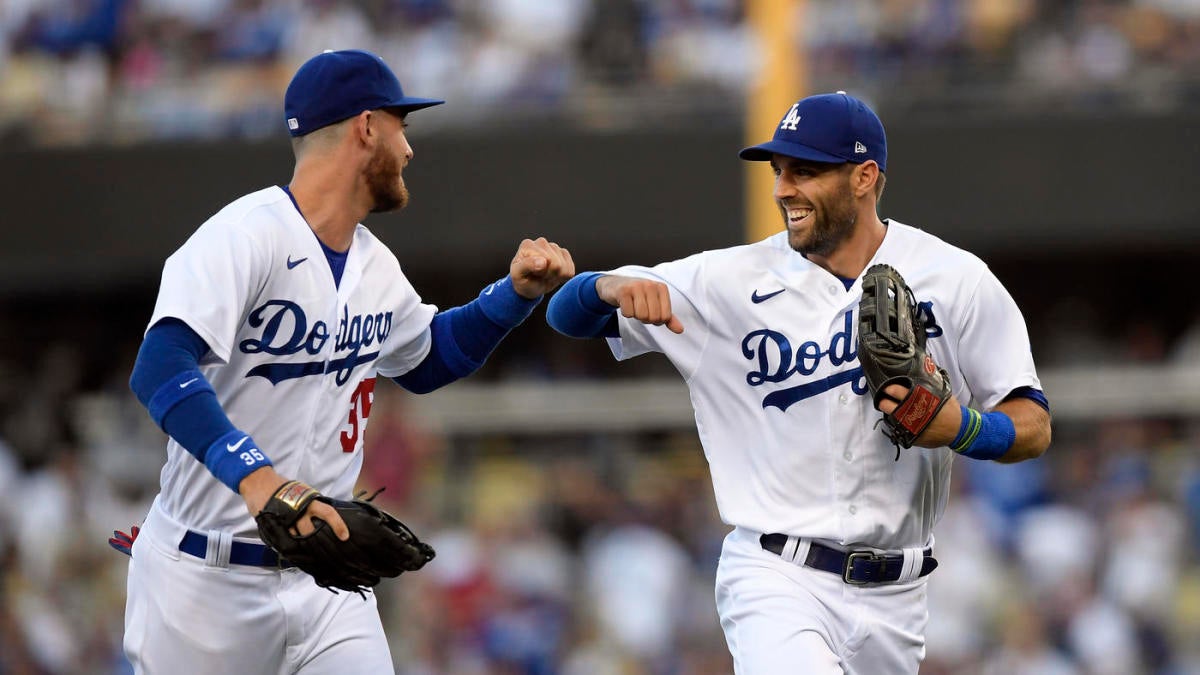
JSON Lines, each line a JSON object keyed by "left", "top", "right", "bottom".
{"left": 605, "top": 221, "right": 1041, "bottom": 674}
{"left": 126, "top": 186, "right": 436, "bottom": 674}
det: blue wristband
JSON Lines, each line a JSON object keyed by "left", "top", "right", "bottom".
{"left": 950, "top": 406, "right": 1014, "bottom": 461}
{"left": 204, "top": 429, "right": 273, "bottom": 493}
{"left": 476, "top": 276, "right": 540, "bottom": 329}
{"left": 146, "top": 369, "right": 214, "bottom": 429}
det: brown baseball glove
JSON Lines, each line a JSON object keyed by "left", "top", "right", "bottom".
{"left": 857, "top": 264, "right": 952, "bottom": 449}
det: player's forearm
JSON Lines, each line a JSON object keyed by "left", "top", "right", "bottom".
{"left": 131, "top": 319, "right": 274, "bottom": 492}
{"left": 395, "top": 276, "right": 540, "bottom": 394}
{"left": 545, "top": 272, "right": 619, "bottom": 338}
{"left": 238, "top": 465, "right": 287, "bottom": 516}
{"left": 990, "top": 398, "right": 1052, "bottom": 463}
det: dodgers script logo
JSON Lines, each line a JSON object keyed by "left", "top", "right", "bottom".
{"left": 741, "top": 304, "right": 941, "bottom": 411}
{"left": 238, "top": 300, "right": 392, "bottom": 385}
{"left": 742, "top": 310, "right": 867, "bottom": 411}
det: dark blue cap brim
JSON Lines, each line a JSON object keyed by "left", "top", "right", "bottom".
{"left": 738, "top": 139, "right": 848, "bottom": 163}
{"left": 386, "top": 96, "right": 445, "bottom": 113}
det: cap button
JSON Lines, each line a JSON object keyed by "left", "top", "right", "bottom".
{"left": 836, "top": 90, "right": 847, "bottom": 95}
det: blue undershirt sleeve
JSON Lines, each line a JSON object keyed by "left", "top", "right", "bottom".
{"left": 545, "top": 271, "right": 620, "bottom": 338}
{"left": 394, "top": 276, "right": 540, "bottom": 394}
{"left": 1004, "top": 386, "right": 1050, "bottom": 412}
{"left": 129, "top": 318, "right": 271, "bottom": 492}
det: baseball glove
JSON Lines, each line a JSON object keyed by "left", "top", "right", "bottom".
{"left": 857, "top": 264, "right": 952, "bottom": 450}
{"left": 255, "top": 480, "right": 435, "bottom": 596}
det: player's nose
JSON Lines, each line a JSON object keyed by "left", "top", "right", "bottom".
{"left": 774, "top": 174, "right": 797, "bottom": 200}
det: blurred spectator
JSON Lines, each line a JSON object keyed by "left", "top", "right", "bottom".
{"left": 582, "top": 520, "right": 690, "bottom": 663}
{"left": 1014, "top": 502, "right": 1100, "bottom": 594}
{"left": 980, "top": 599, "right": 1079, "bottom": 675}
{"left": 4, "top": 0, "right": 1200, "bottom": 145}
{"left": 283, "top": 0, "right": 374, "bottom": 65}
{"left": 924, "top": 473, "right": 1006, "bottom": 672}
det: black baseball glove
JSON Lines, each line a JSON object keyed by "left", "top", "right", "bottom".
{"left": 857, "top": 263, "right": 952, "bottom": 449}
{"left": 255, "top": 480, "right": 435, "bottom": 596}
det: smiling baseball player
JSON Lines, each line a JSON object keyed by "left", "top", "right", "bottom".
{"left": 546, "top": 92, "right": 1051, "bottom": 673}
{"left": 117, "top": 50, "right": 573, "bottom": 674}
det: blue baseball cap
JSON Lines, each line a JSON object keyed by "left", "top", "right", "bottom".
{"left": 284, "top": 49, "right": 444, "bottom": 137}
{"left": 739, "top": 92, "right": 886, "bottom": 172}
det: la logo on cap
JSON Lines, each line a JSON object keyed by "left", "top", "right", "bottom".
{"left": 780, "top": 103, "right": 802, "bottom": 131}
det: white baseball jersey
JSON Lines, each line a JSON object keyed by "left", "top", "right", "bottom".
{"left": 607, "top": 220, "right": 1041, "bottom": 551}
{"left": 147, "top": 186, "right": 436, "bottom": 537}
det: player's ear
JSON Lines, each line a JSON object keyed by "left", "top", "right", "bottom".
{"left": 351, "top": 110, "right": 375, "bottom": 147}
{"left": 853, "top": 161, "right": 880, "bottom": 198}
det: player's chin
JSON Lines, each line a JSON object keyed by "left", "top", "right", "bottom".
{"left": 786, "top": 227, "right": 812, "bottom": 252}
{"left": 370, "top": 187, "right": 409, "bottom": 214}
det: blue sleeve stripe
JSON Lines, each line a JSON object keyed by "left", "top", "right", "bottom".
{"left": 546, "top": 272, "right": 618, "bottom": 338}
{"left": 949, "top": 405, "right": 981, "bottom": 451}
{"left": 1005, "top": 386, "right": 1050, "bottom": 412}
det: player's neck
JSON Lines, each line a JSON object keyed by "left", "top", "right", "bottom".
{"left": 806, "top": 215, "right": 887, "bottom": 279}
{"left": 287, "top": 168, "right": 364, "bottom": 253}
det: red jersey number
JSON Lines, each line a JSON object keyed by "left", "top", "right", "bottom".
{"left": 340, "top": 377, "right": 376, "bottom": 453}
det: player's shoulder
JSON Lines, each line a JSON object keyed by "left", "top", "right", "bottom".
{"left": 351, "top": 223, "right": 401, "bottom": 267}
{"left": 690, "top": 231, "right": 793, "bottom": 267}
{"left": 884, "top": 220, "right": 987, "bottom": 273}
{"left": 209, "top": 186, "right": 290, "bottom": 224}
{"left": 702, "top": 231, "right": 802, "bottom": 275}
{"left": 196, "top": 186, "right": 295, "bottom": 239}
{"left": 612, "top": 234, "right": 782, "bottom": 282}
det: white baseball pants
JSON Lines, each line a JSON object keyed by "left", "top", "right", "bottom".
{"left": 715, "top": 527, "right": 929, "bottom": 675}
{"left": 123, "top": 502, "right": 394, "bottom": 675}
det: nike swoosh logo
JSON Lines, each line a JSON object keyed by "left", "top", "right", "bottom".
{"left": 286, "top": 256, "right": 308, "bottom": 270}
{"left": 751, "top": 288, "right": 786, "bottom": 303}
{"left": 179, "top": 377, "right": 199, "bottom": 389}
{"left": 226, "top": 436, "right": 248, "bottom": 453}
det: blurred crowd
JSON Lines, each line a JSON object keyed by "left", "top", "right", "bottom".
{"left": 1, "top": 0, "right": 1200, "bottom": 146}
{"left": 0, "top": 303, "right": 1199, "bottom": 674}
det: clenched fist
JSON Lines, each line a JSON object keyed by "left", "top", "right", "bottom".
{"left": 595, "top": 275, "right": 684, "bottom": 334}
{"left": 510, "top": 237, "right": 575, "bottom": 299}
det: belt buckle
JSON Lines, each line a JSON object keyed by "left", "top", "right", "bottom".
{"left": 843, "top": 550, "right": 882, "bottom": 585}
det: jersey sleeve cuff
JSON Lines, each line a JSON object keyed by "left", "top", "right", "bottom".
{"left": 576, "top": 272, "right": 616, "bottom": 315}
{"left": 476, "top": 276, "right": 540, "bottom": 329}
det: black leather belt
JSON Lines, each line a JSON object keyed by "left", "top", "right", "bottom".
{"left": 179, "top": 530, "right": 294, "bottom": 568}
{"left": 759, "top": 533, "right": 937, "bottom": 585}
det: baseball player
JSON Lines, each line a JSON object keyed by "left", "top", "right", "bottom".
{"left": 119, "top": 49, "right": 574, "bottom": 674}
{"left": 545, "top": 92, "right": 1052, "bottom": 674}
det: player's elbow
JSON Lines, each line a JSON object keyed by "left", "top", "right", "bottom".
{"left": 391, "top": 376, "right": 435, "bottom": 395}
{"left": 128, "top": 352, "right": 154, "bottom": 408}
{"left": 999, "top": 415, "right": 1052, "bottom": 463}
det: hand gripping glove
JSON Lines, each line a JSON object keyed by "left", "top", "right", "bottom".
{"left": 255, "top": 480, "right": 436, "bottom": 596}
{"left": 857, "top": 264, "right": 952, "bottom": 449}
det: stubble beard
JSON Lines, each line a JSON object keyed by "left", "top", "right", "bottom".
{"left": 367, "top": 144, "right": 408, "bottom": 213}
{"left": 785, "top": 179, "right": 857, "bottom": 257}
